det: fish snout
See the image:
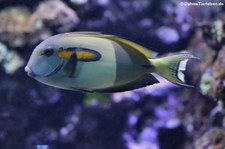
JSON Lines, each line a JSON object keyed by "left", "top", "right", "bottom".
{"left": 25, "top": 66, "right": 36, "bottom": 77}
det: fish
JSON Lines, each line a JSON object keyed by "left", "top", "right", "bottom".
{"left": 25, "top": 32, "right": 199, "bottom": 93}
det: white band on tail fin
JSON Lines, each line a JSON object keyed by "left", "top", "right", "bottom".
{"left": 177, "top": 59, "right": 188, "bottom": 82}
{"left": 149, "top": 53, "right": 199, "bottom": 87}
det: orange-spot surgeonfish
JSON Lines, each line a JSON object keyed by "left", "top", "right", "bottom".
{"left": 25, "top": 32, "right": 199, "bottom": 93}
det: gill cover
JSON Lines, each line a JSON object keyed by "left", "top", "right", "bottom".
{"left": 26, "top": 48, "right": 62, "bottom": 77}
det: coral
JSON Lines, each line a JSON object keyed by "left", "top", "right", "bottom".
{"left": 0, "top": 42, "right": 24, "bottom": 74}
{"left": 200, "top": 70, "right": 214, "bottom": 96}
{"left": 199, "top": 46, "right": 225, "bottom": 106}
{"left": 0, "top": 7, "right": 37, "bottom": 47}
{"left": 0, "top": 42, "right": 7, "bottom": 62}
{"left": 32, "top": 0, "right": 80, "bottom": 32}
{"left": 195, "top": 127, "right": 225, "bottom": 149}
{"left": 0, "top": 7, "right": 34, "bottom": 33}
{"left": 213, "top": 47, "right": 225, "bottom": 87}
{"left": 210, "top": 47, "right": 225, "bottom": 113}
{"left": 201, "top": 19, "right": 225, "bottom": 52}
{"left": 0, "top": 0, "right": 79, "bottom": 47}
{"left": 2, "top": 51, "right": 24, "bottom": 74}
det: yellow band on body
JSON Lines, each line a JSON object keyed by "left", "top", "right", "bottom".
{"left": 57, "top": 48, "right": 101, "bottom": 61}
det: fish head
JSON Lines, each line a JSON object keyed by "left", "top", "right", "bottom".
{"left": 25, "top": 39, "right": 63, "bottom": 79}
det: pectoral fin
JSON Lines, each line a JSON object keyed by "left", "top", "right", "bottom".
{"left": 63, "top": 52, "right": 77, "bottom": 77}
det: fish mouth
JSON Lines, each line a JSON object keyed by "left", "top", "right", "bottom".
{"left": 25, "top": 66, "right": 39, "bottom": 77}
{"left": 25, "top": 62, "right": 64, "bottom": 78}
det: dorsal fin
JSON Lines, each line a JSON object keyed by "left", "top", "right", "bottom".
{"left": 100, "top": 35, "right": 158, "bottom": 58}
{"left": 59, "top": 32, "right": 104, "bottom": 38}
{"left": 70, "top": 31, "right": 102, "bottom": 35}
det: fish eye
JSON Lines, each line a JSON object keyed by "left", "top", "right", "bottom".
{"left": 43, "top": 48, "right": 54, "bottom": 57}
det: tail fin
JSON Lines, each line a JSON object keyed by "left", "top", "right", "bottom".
{"left": 149, "top": 53, "right": 199, "bottom": 87}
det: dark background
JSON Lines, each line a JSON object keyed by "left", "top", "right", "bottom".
{"left": 0, "top": 0, "right": 224, "bottom": 149}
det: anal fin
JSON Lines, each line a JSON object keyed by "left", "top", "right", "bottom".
{"left": 95, "top": 73, "right": 159, "bottom": 93}
{"left": 67, "top": 86, "right": 94, "bottom": 93}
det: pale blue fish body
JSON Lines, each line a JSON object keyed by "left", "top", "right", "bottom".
{"left": 25, "top": 32, "right": 198, "bottom": 93}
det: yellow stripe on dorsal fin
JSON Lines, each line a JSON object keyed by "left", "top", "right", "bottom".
{"left": 95, "top": 35, "right": 158, "bottom": 58}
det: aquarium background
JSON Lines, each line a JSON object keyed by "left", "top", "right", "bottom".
{"left": 0, "top": 0, "right": 225, "bottom": 149}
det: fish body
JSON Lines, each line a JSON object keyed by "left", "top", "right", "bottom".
{"left": 25, "top": 32, "right": 198, "bottom": 93}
